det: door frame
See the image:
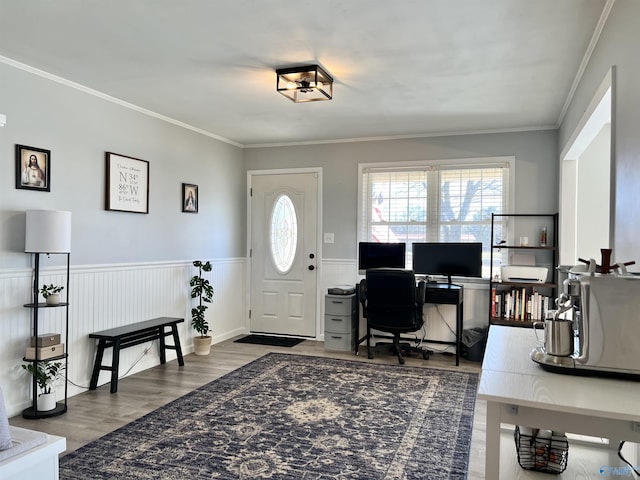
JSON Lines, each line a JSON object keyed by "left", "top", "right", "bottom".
{"left": 246, "top": 167, "right": 323, "bottom": 339}
{"left": 559, "top": 66, "right": 614, "bottom": 266}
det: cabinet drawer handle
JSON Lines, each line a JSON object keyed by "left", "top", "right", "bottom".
{"left": 331, "top": 336, "right": 342, "bottom": 339}
{"left": 331, "top": 300, "right": 344, "bottom": 304}
{"left": 330, "top": 318, "right": 343, "bottom": 322}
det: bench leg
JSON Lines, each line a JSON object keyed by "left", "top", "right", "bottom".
{"left": 110, "top": 339, "right": 121, "bottom": 394}
{"left": 172, "top": 324, "right": 185, "bottom": 367}
{"left": 159, "top": 326, "right": 167, "bottom": 364}
{"left": 89, "top": 339, "right": 106, "bottom": 390}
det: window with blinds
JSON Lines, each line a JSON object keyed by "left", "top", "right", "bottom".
{"left": 359, "top": 159, "right": 511, "bottom": 278}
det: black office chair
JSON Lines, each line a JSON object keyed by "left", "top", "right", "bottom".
{"left": 358, "top": 268, "right": 429, "bottom": 364}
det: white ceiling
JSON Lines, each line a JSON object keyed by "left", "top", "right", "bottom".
{"left": 0, "top": 0, "right": 609, "bottom": 147}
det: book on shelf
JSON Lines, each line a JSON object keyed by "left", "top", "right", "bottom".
{"left": 492, "top": 286, "right": 552, "bottom": 322}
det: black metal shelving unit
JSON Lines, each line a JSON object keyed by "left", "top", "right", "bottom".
{"left": 489, "top": 213, "right": 558, "bottom": 328}
{"left": 22, "top": 252, "right": 70, "bottom": 419}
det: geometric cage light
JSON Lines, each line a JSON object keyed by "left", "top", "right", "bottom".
{"left": 276, "top": 64, "right": 333, "bottom": 103}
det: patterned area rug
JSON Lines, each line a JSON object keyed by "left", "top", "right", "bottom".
{"left": 60, "top": 353, "right": 478, "bottom": 479}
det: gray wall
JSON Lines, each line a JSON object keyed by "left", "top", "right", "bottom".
{"left": 576, "top": 125, "right": 611, "bottom": 261}
{"left": 0, "top": 62, "right": 245, "bottom": 268}
{"left": 244, "top": 129, "right": 559, "bottom": 259}
{"left": 559, "top": 0, "right": 640, "bottom": 268}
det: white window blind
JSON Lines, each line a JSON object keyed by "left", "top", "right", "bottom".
{"left": 359, "top": 160, "right": 511, "bottom": 277}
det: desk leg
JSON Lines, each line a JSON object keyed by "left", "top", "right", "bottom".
{"left": 110, "top": 339, "right": 121, "bottom": 394}
{"left": 456, "top": 300, "right": 463, "bottom": 366}
{"left": 485, "top": 401, "right": 501, "bottom": 479}
{"left": 159, "top": 326, "right": 167, "bottom": 364}
{"left": 89, "top": 339, "right": 106, "bottom": 390}
{"left": 171, "top": 324, "right": 185, "bottom": 367}
{"left": 354, "top": 311, "right": 360, "bottom": 356}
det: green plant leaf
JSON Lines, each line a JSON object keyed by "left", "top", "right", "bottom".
{"left": 190, "top": 260, "right": 214, "bottom": 336}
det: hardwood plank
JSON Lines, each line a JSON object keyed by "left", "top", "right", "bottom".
{"left": 9, "top": 338, "right": 486, "bottom": 478}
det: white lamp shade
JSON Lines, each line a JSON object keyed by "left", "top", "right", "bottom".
{"left": 25, "top": 210, "right": 72, "bottom": 253}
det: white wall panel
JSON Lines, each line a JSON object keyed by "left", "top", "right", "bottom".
{"left": 0, "top": 258, "right": 246, "bottom": 417}
{"left": 2, "top": 257, "right": 488, "bottom": 416}
{"left": 210, "top": 259, "right": 246, "bottom": 344}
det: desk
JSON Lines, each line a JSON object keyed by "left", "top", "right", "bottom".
{"left": 423, "top": 282, "right": 463, "bottom": 366}
{"left": 478, "top": 326, "right": 640, "bottom": 479}
{"left": 89, "top": 317, "right": 184, "bottom": 393}
{"left": 355, "top": 282, "right": 463, "bottom": 365}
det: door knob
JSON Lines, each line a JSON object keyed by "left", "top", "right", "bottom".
{"left": 308, "top": 265, "right": 315, "bottom": 271}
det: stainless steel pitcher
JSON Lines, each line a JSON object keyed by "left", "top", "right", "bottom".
{"left": 534, "top": 314, "right": 574, "bottom": 357}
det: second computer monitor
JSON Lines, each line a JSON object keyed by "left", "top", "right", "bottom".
{"left": 412, "top": 242, "right": 482, "bottom": 282}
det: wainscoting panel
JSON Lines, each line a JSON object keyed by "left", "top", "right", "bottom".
{"left": 0, "top": 259, "right": 247, "bottom": 417}
{"left": 2, "top": 258, "right": 487, "bottom": 416}
{"left": 210, "top": 259, "right": 246, "bottom": 344}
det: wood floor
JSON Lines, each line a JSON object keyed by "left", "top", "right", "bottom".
{"left": 9, "top": 337, "right": 487, "bottom": 479}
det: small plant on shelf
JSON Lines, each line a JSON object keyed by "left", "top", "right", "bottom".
{"left": 40, "top": 284, "right": 64, "bottom": 305}
{"left": 21, "top": 361, "right": 65, "bottom": 395}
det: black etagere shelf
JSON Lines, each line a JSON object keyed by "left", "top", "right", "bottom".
{"left": 489, "top": 213, "right": 558, "bottom": 328}
{"left": 22, "top": 252, "right": 70, "bottom": 419}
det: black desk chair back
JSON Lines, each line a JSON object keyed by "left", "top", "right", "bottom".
{"left": 359, "top": 268, "right": 428, "bottom": 364}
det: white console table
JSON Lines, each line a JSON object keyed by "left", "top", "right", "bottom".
{"left": 478, "top": 326, "right": 640, "bottom": 479}
{"left": 0, "top": 427, "right": 65, "bottom": 480}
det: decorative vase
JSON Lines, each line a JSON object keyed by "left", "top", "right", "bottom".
{"left": 193, "top": 336, "right": 212, "bottom": 356}
{"left": 37, "top": 392, "right": 56, "bottom": 411}
{"left": 46, "top": 293, "right": 60, "bottom": 305}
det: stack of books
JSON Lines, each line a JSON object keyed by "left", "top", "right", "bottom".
{"left": 491, "top": 287, "right": 552, "bottom": 321}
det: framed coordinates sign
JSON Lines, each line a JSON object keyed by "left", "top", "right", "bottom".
{"left": 105, "top": 152, "right": 149, "bottom": 213}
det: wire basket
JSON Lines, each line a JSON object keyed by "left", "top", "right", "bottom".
{"left": 514, "top": 426, "right": 569, "bottom": 474}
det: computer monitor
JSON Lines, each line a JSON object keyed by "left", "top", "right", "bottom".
{"left": 358, "top": 242, "right": 406, "bottom": 273}
{"left": 412, "top": 242, "right": 482, "bottom": 283}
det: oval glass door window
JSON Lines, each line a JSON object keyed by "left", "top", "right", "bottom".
{"left": 270, "top": 194, "right": 298, "bottom": 273}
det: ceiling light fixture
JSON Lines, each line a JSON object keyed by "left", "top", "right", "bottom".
{"left": 276, "top": 64, "right": 333, "bottom": 103}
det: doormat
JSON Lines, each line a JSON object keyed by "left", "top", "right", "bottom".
{"left": 233, "top": 334, "right": 305, "bottom": 347}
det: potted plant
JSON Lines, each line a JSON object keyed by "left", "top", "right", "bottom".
{"left": 21, "top": 360, "right": 65, "bottom": 411}
{"left": 190, "top": 260, "right": 213, "bottom": 355}
{"left": 40, "top": 284, "right": 64, "bottom": 305}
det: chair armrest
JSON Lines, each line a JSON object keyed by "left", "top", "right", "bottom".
{"left": 416, "top": 280, "right": 426, "bottom": 308}
{"left": 358, "top": 279, "right": 367, "bottom": 317}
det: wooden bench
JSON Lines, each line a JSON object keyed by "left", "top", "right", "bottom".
{"left": 89, "top": 317, "right": 185, "bottom": 393}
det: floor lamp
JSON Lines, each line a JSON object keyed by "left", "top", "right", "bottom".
{"left": 23, "top": 210, "right": 71, "bottom": 418}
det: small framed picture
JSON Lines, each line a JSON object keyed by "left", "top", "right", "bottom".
{"left": 182, "top": 183, "right": 198, "bottom": 213}
{"left": 105, "top": 152, "right": 150, "bottom": 214}
{"left": 16, "top": 145, "right": 51, "bottom": 191}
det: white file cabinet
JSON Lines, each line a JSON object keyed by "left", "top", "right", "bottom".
{"left": 324, "top": 293, "right": 357, "bottom": 352}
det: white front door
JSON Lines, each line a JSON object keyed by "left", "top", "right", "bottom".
{"left": 249, "top": 171, "right": 319, "bottom": 337}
